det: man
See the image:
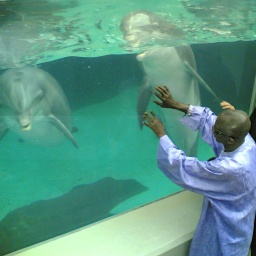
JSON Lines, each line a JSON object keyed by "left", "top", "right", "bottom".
{"left": 220, "top": 100, "right": 256, "bottom": 255}
{"left": 143, "top": 85, "right": 256, "bottom": 256}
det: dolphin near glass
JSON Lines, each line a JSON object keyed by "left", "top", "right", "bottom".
{"left": 120, "top": 10, "right": 201, "bottom": 155}
{"left": 136, "top": 46, "right": 200, "bottom": 156}
{"left": 0, "top": 67, "right": 77, "bottom": 148}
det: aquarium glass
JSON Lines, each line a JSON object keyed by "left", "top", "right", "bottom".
{"left": 0, "top": 0, "right": 255, "bottom": 254}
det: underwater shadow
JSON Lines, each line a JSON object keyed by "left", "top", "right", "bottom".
{"left": 40, "top": 54, "right": 143, "bottom": 111}
{"left": 0, "top": 177, "right": 148, "bottom": 255}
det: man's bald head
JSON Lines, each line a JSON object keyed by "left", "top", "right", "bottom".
{"left": 217, "top": 109, "right": 251, "bottom": 139}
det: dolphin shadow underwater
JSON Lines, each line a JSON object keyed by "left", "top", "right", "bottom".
{"left": 0, "top": 177, "right": 148, "bottom": 255}
{"left": 0, "top": 67, "right": 77, "bottom": 148}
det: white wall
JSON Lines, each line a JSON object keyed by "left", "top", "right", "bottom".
{"left": 9, "top": 191, "right": 203, "bottom": 256}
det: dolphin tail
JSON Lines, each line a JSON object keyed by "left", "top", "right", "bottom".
{"left": 48, "top": 114, "right": 78, "bottom": 148}
{"left": 137, "top": 78, "right": 152, "bottom": 129}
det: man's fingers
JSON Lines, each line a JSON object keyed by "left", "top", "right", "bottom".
{"left": 150, "top": 110, "right": 156, "bottom": 118}
{"left": 153, "top": 91, "right": 163, "bottom": 99}
{"left": 143, "top": 115, "right": 151, "bottom": 123}
{"left": 155, "top": 86, "right": 164, "bottom": 95}
{"left": 155, "top": 85, "right": 169, "bottom": 95}
{"left": 143, "top": 111, "right": 158, "bottom": 125}
{"left": 153, "top": 100, "right": 163, "bottom": 107}
{"left": 143, "top": 121, "right": 150, "bottom": 127}
{"left": 220, "top": 101, "right": 235, "bottom": 110}
{"left": 163, "top": 85, "right": 169, "bottom": 92}
{"left": 143, "top": 112, "right": 153, "bottom": 122}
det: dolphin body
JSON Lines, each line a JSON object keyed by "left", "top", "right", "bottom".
{"left": 0, "top": 67, "right": 77, "bottom": 148}
{"left": 137, "top": 46, "right": 200, "bottom": 156}
{"left": 120, "top": 10, "right": 200, "bottom": 156}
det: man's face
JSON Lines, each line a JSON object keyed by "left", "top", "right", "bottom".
{"left": 212, "top": 117, "right": 232, "bottom": 143}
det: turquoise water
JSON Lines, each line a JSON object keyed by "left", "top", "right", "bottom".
{"left": 0, "top": 0, "right": 256, "bottom": 69}
{"left": 0, "top": 0, "right": 255, "bottom": 254}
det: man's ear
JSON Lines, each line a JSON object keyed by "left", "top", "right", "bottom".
{"left": 228, "top": 137, "right": 235, "bottom": 144}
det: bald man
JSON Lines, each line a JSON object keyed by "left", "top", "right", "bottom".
{"left": 220, "top": 101, "right": 256, "bottom": 255}
{"left": 143, "top": 86, "right": 256, "bottom": 256}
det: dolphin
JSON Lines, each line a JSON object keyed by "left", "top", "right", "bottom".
{"left": 120, "top": 10, "right": 201, "bottom": 155}
{"left": 136, "top": 46, "right": 200, "bottom": 156}
{"left": 0, "top": 67, "right": 78, "bottom": 148}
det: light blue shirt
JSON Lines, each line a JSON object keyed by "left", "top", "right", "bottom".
{"left": 157, "top": 106, "right": 256, "bottom": 256}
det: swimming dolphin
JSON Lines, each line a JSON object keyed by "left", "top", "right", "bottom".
{"left": 120, "top": 10, "right": 200, "bottom": 155}
{"left": 0, "top": 67, "right": 78, "bottom": 148}
{"left": 137, "top": 46, "right": 200, "bottom": 156}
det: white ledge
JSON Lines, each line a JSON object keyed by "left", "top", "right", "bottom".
{"left": 10, "top": 191, "right": 203, "bottom": 256}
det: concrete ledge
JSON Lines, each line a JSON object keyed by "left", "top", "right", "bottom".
{"left": 9, "top": 191, "right": 203, "bottom": 256}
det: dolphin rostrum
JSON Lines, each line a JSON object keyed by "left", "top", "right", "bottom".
{"left": 0, "top": 67, "right": 78, "bottom": 148}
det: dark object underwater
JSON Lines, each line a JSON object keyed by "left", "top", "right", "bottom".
{"left": 0, "top": 177, "right": 148, "bottom": 255}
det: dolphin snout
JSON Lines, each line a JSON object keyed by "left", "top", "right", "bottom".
{"left": 21, "top": 123, "right": 32, "bottom": 131}
{"left": 136, "top": 52, "right": 147, "bottom": 61}
{"left": 18, "top": 115, "right": 32, "bottom": 131}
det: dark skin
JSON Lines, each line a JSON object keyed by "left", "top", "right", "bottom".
{"left": 143, "top": 85, "right": 190, "bottom": 138}
{"left": 143, "top": 85, "right": 251, "bottom": 152}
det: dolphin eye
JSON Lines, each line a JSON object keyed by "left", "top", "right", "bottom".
{"left": 29, "top": 91, "right": 45, "bottom": 109}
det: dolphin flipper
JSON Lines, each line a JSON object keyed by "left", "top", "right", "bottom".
{"left": 137, "top": 78, "right": 152, "bottom": 129}
{"left": 183, "top": 60, "right": 220, "bottom": 101}
{"left": 48, "top": 114, "right": 78, "bottom": 148}
{"left": 175, "top": 46, "right": 220, "bottom": 101}
{"left": 175, "top": 46, "right": 197, "bottom": 69}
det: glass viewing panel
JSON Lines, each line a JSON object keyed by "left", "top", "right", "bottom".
{"left": 0, "top": 0, "right": 255, "bottom": 254}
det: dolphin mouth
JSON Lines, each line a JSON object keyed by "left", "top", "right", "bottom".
{"left": 21, "top": 123, "right": 32, "bottom": 131}
{"left": 18, "top": 114, "right": 32, "bottom": 131}
{"left": 136, "top": 52, "right": 146, "bottom": 61}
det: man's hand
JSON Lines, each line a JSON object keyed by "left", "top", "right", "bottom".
{"left": 143, "top": 111, "right": 166, "bottom": 138}
{"left": 153, "top": 86, "right": 178, "bottom": 109}
{"left": 153, "top": 86, "right": 189, "bottom": 114}
{"left": 220, "top": 101, "right": 235, "bottom": 110}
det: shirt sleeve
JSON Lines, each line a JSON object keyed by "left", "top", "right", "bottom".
{"left": 157, "top": 135, "right": 240, "bottom": 198}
